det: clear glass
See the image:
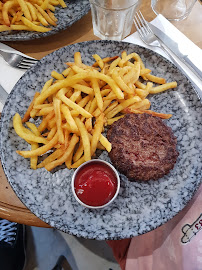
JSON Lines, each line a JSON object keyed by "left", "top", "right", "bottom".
{"left": 89, "top": 0, "right": 140, "bottom": 40}
{"left": 151, "top": 0, "right": 197, "bottom": 21}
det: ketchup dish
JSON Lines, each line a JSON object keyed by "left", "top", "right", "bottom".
{"left": 72, "top": 159, "right": 120, "bottom": 209}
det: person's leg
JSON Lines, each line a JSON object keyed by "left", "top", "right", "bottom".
{"left": 0, "top": 219, "right": 26, "bottom": 270}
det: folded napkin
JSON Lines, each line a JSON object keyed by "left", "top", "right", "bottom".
{"left": 0, "top": 43, "right": 26, "bottom": 112}
{"left": 124, "top": 14, "right": 202, "bottom": 99}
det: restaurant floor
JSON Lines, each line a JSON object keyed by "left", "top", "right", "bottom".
{"left": 24, "top": 226, "right": 121, "bottom": 270}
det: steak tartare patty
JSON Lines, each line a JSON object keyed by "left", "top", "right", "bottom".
{"left": 107, "top": 113, "right": 179, "bottom": 181}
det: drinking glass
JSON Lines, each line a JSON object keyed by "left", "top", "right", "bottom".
{"left": 89, "top": 0, "right": 140, "bottom": 41}
{"left": 151, "top": 0, "right": 197, "bottom": 21}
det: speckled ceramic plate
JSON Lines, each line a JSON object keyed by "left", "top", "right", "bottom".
{"left": 1, "top": 40, "right": 202, "bottom": 240}
{"left": 0, "top": 0, "right": 90, "bottom": 41}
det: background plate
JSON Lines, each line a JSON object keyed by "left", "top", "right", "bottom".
{"left": 1, "top": 40, "right": 202, "bottom": 240}
{"left": 0, "top": 0, "right": 90, "bottom": 41}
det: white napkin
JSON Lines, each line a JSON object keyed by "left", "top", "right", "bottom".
{"left": 0, "top": 43, "right": 26, "bottom": 112}
{"left": 124, "top": 14, "right": 202, "bottom": 99}
{"left": 0, "top": 14, "right": 201, "bottom": 112}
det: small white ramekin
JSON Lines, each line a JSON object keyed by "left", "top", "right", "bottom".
{"left": 71, "top": 159, "right": 120, "bottom": 209}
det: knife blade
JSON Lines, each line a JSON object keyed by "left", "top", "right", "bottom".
{"left": 148, "top": 23, "right": 202, "bottom": 80}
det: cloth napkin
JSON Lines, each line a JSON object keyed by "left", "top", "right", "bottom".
{"left": 0, "top": 43, "right": 26, "bottom": 112}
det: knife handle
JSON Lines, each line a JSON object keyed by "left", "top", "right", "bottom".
{"left": 160, "top": 42, "right": 202, "bottom": 100}
{"left": 183, "top": 56, "right": 202, "bottom": 80}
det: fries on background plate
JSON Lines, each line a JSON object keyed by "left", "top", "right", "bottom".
{"left": 0, "top": 0, "right": 67, "bottom": 32}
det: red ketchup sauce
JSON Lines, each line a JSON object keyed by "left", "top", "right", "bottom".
{"left": 74, "top": 162, "right": 118, "bottom": 207}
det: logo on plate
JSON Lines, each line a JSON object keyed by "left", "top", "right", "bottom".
{"left": 181, "top": 213, "right": 202, "bottom": 244}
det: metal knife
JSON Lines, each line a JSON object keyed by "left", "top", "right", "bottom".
{"left": 148, "top": 23, "right": 202, "bottom": 80}
{"left": 0, "top": 84, "right": 8, "bottom": 105}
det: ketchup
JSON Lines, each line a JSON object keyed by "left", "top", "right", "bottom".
{"left": 74, "top": 161, "right": 118, "bottom": 207}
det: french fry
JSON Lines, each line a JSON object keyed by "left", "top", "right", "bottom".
{"left": 22, "top": 92, "right": 40, "bottom": 122}
{"left": 92, "top": 56, "right": 118, "bottom": 67}
{"left": 74, "top": 52, "right": 82, "bottom": 65}
{"left": 69, "top": 90, "right": 81, "bottom": 102}
{"left": 99, "top": 134, "right": 111, "bottom": 152}
{"left": 125, "top": 109, "right": 172, "bottom": 119}
{"left": 91, "top": 77, "right": 103, "bottom": 111}
{"left": 13, "top": 113, "right": 48, "bottom": 144}
{"left": 47, "top": 9, "right": 57, "bottom": 22}
{"left": 2, "top": 0, "right": 18, "bottom": 26}
{"left": 73, "top": 140, "right": 84, "bottom": 163}
{"left": 57, "top": 0, "right": 67, "bottom": 8}
{"left": 21, "top": 16, "right": 51, "bottom": 32}
{"left": 0, "top": 25, "right": 11, "bottom": 31}
{"left": 107, "top": 115, "right": 124, "bottom": 125}
{"left": 51, "top": 71, "right": 64, "bottom": 80}
{"left": 10, "top": 24, "right": 31, "bottom": 30}
{"left": 92, "top": 72, "right": 124, "bottom": 100}
{"left": 149, "top": 82, "right": 177, "bottom": 94}
{"left": 103, "top": 101, "right": 118, "bottom": 115}
{"left": 17, "top": 0, "right": 32, "bottom": 21}
{"left": 123, "top": 99, "right": 151, "bottom": 113}
{"left": 65, "top": 149, "right": 74, "bottom": 169}
{"left": 17, "top": 133, "right": 58, "bottom": 158}
{"left": 26, "top": 122, "right": 41, "bottom": 169}
{"left": 108, "top": 57, "right": 121, "bottom": 72}
{"left": 37, "top": 147, "right": 64, "bottom": 168}
{"left": 75, "top": 118, "right": 91, "bottom": 162}
{"left": 53, "top": 97, "right": 64, "bottom": 144}
{"left": 26, "top": 1, "right": 37, "bottom": 21}
{"left": 30, "top": 142, "right": 38, "bottom": 169}
{"left": 56, "top": 88, "right": 92, "bottom": 118}
{"left": 90, "top": 113, "right": 105, "bottom": 156}
{"left": 47, "top": 125, "right": 57, "bottom": 140}
{"left": 135, "top": 80, "right": 146, "bottom": 89}
{"left": 34, "top": 104, "right": 52, "bottom": 110}
{"left": 45, "top": 134, "right": 78, "bottom": 171}
{"left": 112, "top": 69, "right": 134, "bottom": 94}
{"left": 36, "top": 106, "right": 54, "bottom": 116}
{"left": 140, "top": 68, "right": 151, "bottom": 76}
{"left": 40, "top": 0, "right": 49, "bottom": 10}
{"left": 61, "top": 104, "right": 78, "bottom": 133}
{"left": 38, "top": 110, "right": 55, "bottom": 132}
{"left": 73, "top": 83, "right": 93, "bottom": 95}
{"left": 106, "top": 96, "right": 141, "bottom": 119}
{"left": 36, "top": 12, "right": 49, "bottom": 26}
{"left": 85, "top": 118, "right": 92, "bottom": 132}
{"left": 145, "top": 73, "right": 166, "bottom": 84}
{"left": 123, "top": 62, "right": 140, "bottom": 84}
{"left": 71, "top": 156, "right": 85, "bottom": 169}
{"left": 25, "top": 122, "right": 40, "bottom": 136}
{"left": 34, "top": 4, "right": 56, "bottom": 26}
{"left": 62, "top": 67, "right": 71, "bottom": 77}
{"left": 92, "top": 54, "right": 104, "bottom": 70}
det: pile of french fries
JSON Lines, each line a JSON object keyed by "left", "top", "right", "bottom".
{"left": 0, "top": 0, "right": 67, "bottom": 32}
{"left": 13, "top": 51, "right": 177, "bottom": 171}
